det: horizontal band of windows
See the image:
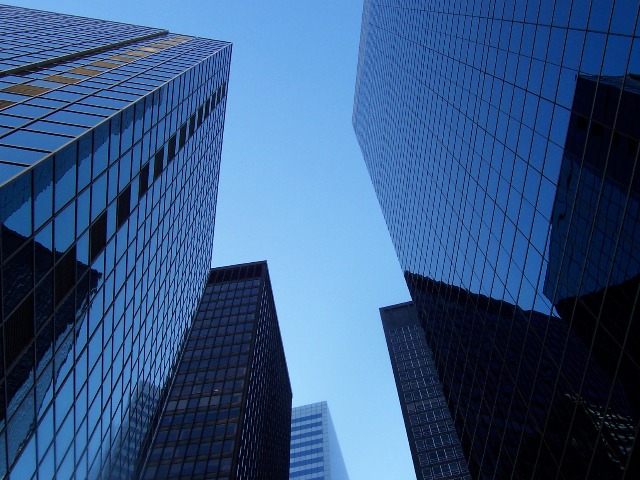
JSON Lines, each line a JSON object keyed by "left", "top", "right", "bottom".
{"left": 289, "top": 438, "right": 324, "bottom": 450}
{"left": 289, "top": 465, "right": 325, "bottom": 478}
{"left": 291, "top": 413, "right": 322, "bottom": 424}
{"left": 290, "top": 429, "right": 323, "bottom": 442}
{"left": 290, "top": 457, "right": 324, "bottom": 470}
{"left": 289, "top": 447, "right": 323, "bottom": 459}
{"left": 291, "top": 420, "right": 323, "bottom": 433}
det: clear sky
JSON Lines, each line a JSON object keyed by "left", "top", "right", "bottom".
{"left": 4, "top": 1, "right": 415, "bottom": 478}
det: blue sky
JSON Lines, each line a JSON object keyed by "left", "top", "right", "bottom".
{"left": 5, "top": 1, "right": 415, "bottom": 478}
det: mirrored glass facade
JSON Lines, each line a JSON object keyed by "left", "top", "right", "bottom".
{"left": 290, "top": 401, "right": 349, "bottom": 480}
{"left": 0, "top": 5, "right": 231, "bottom": 479}
{"left": 142, "top": 262, "right": 292, "bottom": 480}
{"left": 354, "top": 0, "right": 640, "bottom": 477}
{"left": 381, "top": 303, "right": 470, "bottom": 480}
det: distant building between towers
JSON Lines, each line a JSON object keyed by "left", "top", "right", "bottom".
{"left": 290, "top": 401, "right": 349, "bottom": 480}
{"left": 380, "top": 303, "right": 470, "bottom": 480}
{"left": 142, "top": 262, "right": 293, "bottom": 480}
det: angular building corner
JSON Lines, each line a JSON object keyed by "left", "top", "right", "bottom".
{"left": 142, "top": 261, "right": 292, "bottom": 479}
{"left": 380, "top": 302, "right": 470, "bottom": 480}
{"left": 290, "top": 401, "right": 349, "bottom": 480}
{"left": 0, "top": 5, "right": 231, "bottom": 478}
{"left": 354, "top": 0, "right": 640, "bottom": 478}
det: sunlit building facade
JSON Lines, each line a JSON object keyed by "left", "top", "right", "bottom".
{"left": 354, "top": 0, "right": 640, "bottom": 477}
{"left": 0, "top": 5, "right": 231, "bottom": 478}
{"left": 142, "top": 262, "right": 293, "bottom": 480}
{"left": 381, "top": 302, "right": 469, "bottom": 480}
{"left": 290, "top": 401, "right": 349, "bottom": 480}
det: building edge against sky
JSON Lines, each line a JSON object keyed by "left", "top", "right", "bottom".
{"left": 142, "top": 262, "right": 292, "bottom": 479}
{"left": 353, "top": 0, "right": 639, "bottom": 477}
{"left": 290, "top": 401, "right": 349, "bottom": 480}
{"left": 380, "top": 303, "right": 470, "bottom": 480}
{"left": 0, "top": 5, "right": 231, "bottom": 478}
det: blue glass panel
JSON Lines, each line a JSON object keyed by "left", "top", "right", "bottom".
{"left": 53, "top": 143, "right": 76, "bottom": 212}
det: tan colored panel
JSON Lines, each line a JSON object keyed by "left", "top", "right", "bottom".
{"left": 2, "top": 84, "right": 51, "bottom": 96}
{"left": 147, "top": 42, "right": 171, "bottom": 48}
{"left": 139, "top": 47, "right": 161, "bottom": 53}
{"left": 0, "top": 100, "right": 15, "bottom": 110}
{"left": 90, "top": 60, "right": 121, "bottom": 69}
{"left": 124, "top": 50, "right": 149, "bottom": 57}
{"left": 108, "top": 55, "right": 136, "bottom": 63}
{"left": 67, "top": 67, "right": 102, "bottom": 77}
{"left": 45, "top": 75, "right": 81, "bottom": 84}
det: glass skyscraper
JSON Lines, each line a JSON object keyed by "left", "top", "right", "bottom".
{"left": 289, "top": 401, "right": 349, "bottom": 480}
{"left": 0, "top": 5, "right": 231, "bottom": 479}
{"left": 142, "top": 262, "right": 292, "bottom": 480}
{"left": 354, "top": 0, "right": 639, "bottom": 477}
{"left": 380, "top": 302, "right": 470, "bottom": 480}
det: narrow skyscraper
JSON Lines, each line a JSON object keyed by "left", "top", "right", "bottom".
{"left": 142, "top": 262, "right": 292, "bottom": 480}
{"left": 380, "top": 303, "right": 469, "bottom": 480}
{"left": 354, "top": 0, "right": 639, "bottom": 477}
{"left": 0, "top": 5, "right": 230, "bottom": 478}
{"left": 290, "top": 402, "right": 349, "bottom": 480}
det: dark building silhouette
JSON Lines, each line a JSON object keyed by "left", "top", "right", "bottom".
{"left": 406, "top": 273, "right": 635, "bottom": 479}
{"left": 141, "top": 262, "right": 292, "bottom": 480}
{"left": 544, "top": 73, "right": 640, "bottom": 475}
{"left": 0, "top": 5, "right": 231, "bottom": 478}
{"left": 381, "top": 302, "right": 470, "bottom": 480}
{"left": 353, "top": 0, "right": 640, "bottom": 477}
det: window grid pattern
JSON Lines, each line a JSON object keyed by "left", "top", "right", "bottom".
{"left": 381, "top": 303, "right": 470, "bottom": 480}
{"left": 142, "top": 262, "right": 292, "bottom": 480}
{"left": 353, "top": 1, "right": 640, "bottom": 477}
{"left": 1, "top": 9, "right": 228, "bottom": 183}
{"left": 0, "top": 5, "right": 166, "bottom": 76}
{"left": 290, "top": 404, "right": 327, "bottom": 480}
{"left": 289, "top": 402, "right": 350, "bottom": 480}
{"left": 0, "top": 6, "right": 232, "bottom": 479}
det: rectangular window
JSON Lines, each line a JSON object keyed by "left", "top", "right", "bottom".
{"left": 117, "top": 185, "right": 131, "bottom": 228}
{"left": 154, "top": 148, "right": 164, "bottom": 180}
{"left": 167, "top": 134, "right": 176, "bottom": 163}
{"left": 90, "top": 212, "right": 107, "bottom": 262}
{"left": 179, "top": 124, "right": 187, "bottom": 149}
{"left": 189, "top": 114, "right": 196, "bottom": 138}
{"left": 139, "top": 162, "right": 149, "bottom": 197}
{"left": 55, "top": 244, "right": 77, "bottom": 304}
{"left": 197, "top": 106, "right": 203, "bottom": 127}
{"left": 4, "top": 293, "right": 35, "bottom": 369}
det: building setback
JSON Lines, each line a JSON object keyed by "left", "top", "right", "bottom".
{"left": 142, "top": 262, "right": 292, "bottom": 480}
{"left": 290, "top": 401, "right": 349, "bottom": 480}
{"left": 0, "top": 5, "right": 230, "bottom": 478}
{"left": 353, "top": 0, "right": 639, "bottom": 478}
{"left": 380, "top": 303, "right": 469, "bottom": 480}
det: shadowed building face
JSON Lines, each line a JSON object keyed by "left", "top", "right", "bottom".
{"left": 142, "top": 262, "right": 292, "bottom": 480}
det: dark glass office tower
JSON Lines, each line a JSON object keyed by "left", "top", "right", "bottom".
{"left": 381, "top": 303, "right": 469, "bottom": 480}
{"left": 0, "top": 5, "right": 231, "bottom": 479}
{"left": 354, "top": 0, "right": 640, "bottom": 478}
{"left": 142, "top": 262, "right": 292, "bottom": 480}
